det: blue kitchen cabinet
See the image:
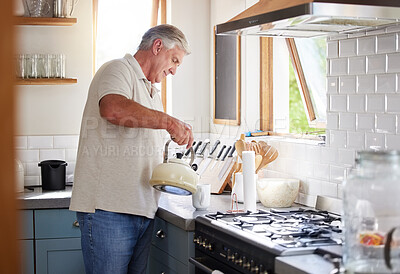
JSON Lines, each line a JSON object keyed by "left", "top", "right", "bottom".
{"left": 147, "top": 216, "right": 195, "bottom": 274}
{"left": 19, "top": 210, "right": 34, "bottom": 274}
{"left": 34, "top": 209, "right": 85, "bottom": 274}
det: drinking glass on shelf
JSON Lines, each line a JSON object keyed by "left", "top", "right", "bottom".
{"left": 16, "top": 54, "right": 26, "bottom": 79}
{"left": 36, "top": 54, "right": 46, "bottom": 78}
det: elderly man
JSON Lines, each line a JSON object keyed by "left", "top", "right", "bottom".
{"left": 70, "top": 24, "right": 193, "bottom": 274}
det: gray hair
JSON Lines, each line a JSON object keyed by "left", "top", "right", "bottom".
{"left": 138, "top": 24, "right": 191, "bottom": 55}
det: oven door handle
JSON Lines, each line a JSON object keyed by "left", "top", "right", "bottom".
{"left": 188, "top": 257, "right": 224, "bottom": 274}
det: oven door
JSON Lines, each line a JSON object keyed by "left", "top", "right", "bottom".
{"left": 190, "top": 249, "right": 243, "bottom": 274}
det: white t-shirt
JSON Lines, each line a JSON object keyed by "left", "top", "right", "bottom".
{"left": 70, "top": 54, "right": 166, "bottom": 219}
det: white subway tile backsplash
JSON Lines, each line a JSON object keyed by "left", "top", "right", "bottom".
{"left": 387, "top": 53, "right": 400, "bottom": 73}
{"left": 25, "top": 162, "right": 40, "bottom": 176}
{"left": 320, "top": 147, "right": 338, "bottom": 164}
{"left": 39, "top": 149, "right": 66, "bottom": 161}
{"left": 339, "top": 39, "right": 357, "bottom": 57}
{"left": 357, "top": 114, "right": 375, "bottom": 131}
{"left": 367, "top": 54, "right": 386, "bottom": 74}
{"left": 358, "top": 36, "right": 376, "bottom": 55}
{"left": 365, "top": 132, "right": 385, "bottom": 150}
{"left": 330, "top": 95, "right": 347, "bottom": 112}
{"left": 366, "top": 94, "right": 385, "bottom": 112}
{"left": 15, "top": 136, "right": 27, "bottom": 149}
{"left": 349, "top": 56, "right": 366, "bottom": 75}
{"left": 386, "top": 134, "right": 400, "bottom": 149}
{"left": 65, "top": 148, "right": 78, "bottom": 162}
{"left": 313, "top": 163, "right": 330, "bottom": 180}
{"left": 347, "top": 131, "right": 365, "bottom": 150}
{"left": 54, "top": 135, "right": 79, "bottom": 149}
{"left": 357, "top": 75, "right": 375, "bottom": 93}
{"left": 17, "top": 149, "right": 39, "bottom": 163}
{"left": 327, "top": 113, "right": 339, "bottom": 130}
{"left": 348, "top": 95, "right": 366, "bottom": 113}
{"left": 330, "top": 58, "right": 348, "bottom": 76}
{"left": 339, "top": 113, "right": 356, "bottom": 130}
{"left": 320, "top": 181, "right": 338, "bottom": 197}
{"left": 330, "top": 130, "right": 347, "bottom": 148}
{"left": 327, "top": 40, "right": 339, "bottom": 58}
{"left": 387, "top": 95, "right": 400, "bottom": 113}
{"left": 327, "top": 77, "right": 338, "bottom": 94}
{"left": 330, "top": 165, "right": 345, "bottom": 183}
{"left": 338, "top": 148, "right": 356, "bottom": 166}
{"left": 376, "top": 74, "right": 397, "bottom": 93}
{"left": 27, "top": 136, "right": 53, "bottom": 149}
{"left": 339, "top": 76, "right": 356, "bottom": 94}
{"left": 376, "top": 114, "right": 397, "bottom": 134}
{"left": 24, "top": 176, "right": 40, "bottom": 186}
{"left": 377, "top": 33, "right": 397, "bottom": 54}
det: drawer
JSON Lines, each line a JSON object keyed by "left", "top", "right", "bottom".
{"left": 19, "top": 210, "right": 34, "bottom": 240}
{"left": 148, "top": 245, "right": 190, "bottom": 274}
{"left": 35, "top": 209, "right": 80, "bottom": 239}
{"left": 151, "top": 217, "right": 194, "bottom": 264}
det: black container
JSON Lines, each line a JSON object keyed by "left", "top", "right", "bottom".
{"left": 38, "top": 160, "right": 68, "bottom": 190}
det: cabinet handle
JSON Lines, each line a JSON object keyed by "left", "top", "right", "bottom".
{"left": 73, "top": 220, "right": 80, "bottom": 227}
{"left": 156, "top": 229, "right": 165, "bottom": 239}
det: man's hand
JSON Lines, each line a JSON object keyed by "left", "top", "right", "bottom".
{"left": 167, "top": 118, "right": 194, "bottom": 149}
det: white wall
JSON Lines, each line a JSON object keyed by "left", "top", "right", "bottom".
{"left": 15, "top": 0, "right": 93, "bottom": 135}
{"left": 168, "top": 0, "right": 211, "bottom": 135}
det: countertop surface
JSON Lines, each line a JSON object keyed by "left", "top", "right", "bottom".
{"left": 18, "top": 186, "right": 338, "bottom": 274}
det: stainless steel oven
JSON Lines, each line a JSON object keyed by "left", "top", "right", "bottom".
{"left": 191, "top": 206, "right": 343, "bottom": 274}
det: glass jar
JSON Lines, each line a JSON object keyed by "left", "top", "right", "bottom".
{"left": 343, "top": 151, "right": 400, "bottom": 273}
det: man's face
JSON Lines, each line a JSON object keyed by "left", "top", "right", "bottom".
{"left": 149, "top": 41, "right": 186, "bottom": 83}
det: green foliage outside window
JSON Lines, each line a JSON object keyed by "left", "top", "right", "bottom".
{"left": 289, "top": 62, "right": 324, "bottom": 135}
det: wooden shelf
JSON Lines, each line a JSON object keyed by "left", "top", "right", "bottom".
{"left": 15, "top": 17, "right": 77, "bottom": 26}
{"left": 15, "top": 78, "right": 77, "bottom": 85}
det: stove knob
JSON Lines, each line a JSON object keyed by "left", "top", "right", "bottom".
{"left": 234, "top": 253, "right": 242, "bottom": 266}
{"left": 258, "top": 264, "right": 268, "bottom": 274}
{"left": 242, "top": 256, "right": 250, "bottom": 270}
{"left": 250, "top": 260, "right": 259, "bottom": 273}
{"left": 227, "top": 249, "right": 234, "bottom": 261}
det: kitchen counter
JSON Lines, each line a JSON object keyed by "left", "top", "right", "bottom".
{"left": 17, "top": 187, "right": 338, "bottom": 274}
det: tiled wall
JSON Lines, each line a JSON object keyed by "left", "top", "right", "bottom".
{"left": 261, "top": 24, "right": 400, "bottom": 207}
{"left": 15, "top": 135, "right": 79, "bottom": 186}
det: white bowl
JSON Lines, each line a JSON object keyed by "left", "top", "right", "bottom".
{"left": 256, "top": 178, "right": 300, "bottom": 207}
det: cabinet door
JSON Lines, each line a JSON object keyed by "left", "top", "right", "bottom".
{"left": 35, "top": 209, "right": 80, "bottom": 239}
{"left": 36, "top": 238, "right": 85, "bottom": 274}
{"left": 151, "top": 217, "right": 194, "bottom": 264}
{"left": 147, "top": 245, "right": 188, "bottom": 274}
{"left": 19, "top": 210, "right": 34, "bottom": 240}
{"left": 19, "top": 240, "right": 34, "bottom": 274}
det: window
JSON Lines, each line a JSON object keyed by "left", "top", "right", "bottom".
{"left": 260, "top": 36, "right": 327, "bottom": 138}
{"left": 93, "top": 0, "right": 167, "bottom": 110}
{"left": 287, "top": 37, "right": 327, "bottom": 134}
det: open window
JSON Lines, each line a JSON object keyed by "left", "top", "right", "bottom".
{"left": 260, "top": 36, "right": 327, "bottom": 138}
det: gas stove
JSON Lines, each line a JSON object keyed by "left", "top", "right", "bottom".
{"left": 192, "top": 207, "right": 343, "bottom": 274}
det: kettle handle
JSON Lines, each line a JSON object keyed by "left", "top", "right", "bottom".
{"left": 163, "top": 140, "right": 195, "bottom": 166}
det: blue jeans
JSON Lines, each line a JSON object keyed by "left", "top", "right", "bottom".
{"left": 76, "top": 210, "right": 154, "bottom": 274}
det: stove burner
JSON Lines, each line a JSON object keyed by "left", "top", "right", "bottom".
{"left": 204, "top": 208, "right": 342, "bottom": 249}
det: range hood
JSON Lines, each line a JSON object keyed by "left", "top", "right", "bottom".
{"left": 216, "top": 0, "right": 400, "bottom": 38}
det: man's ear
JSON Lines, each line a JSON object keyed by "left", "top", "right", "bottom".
{"left": 152, "top": 39, "right": 163, "bottom": 55}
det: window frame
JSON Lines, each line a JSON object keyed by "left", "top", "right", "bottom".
{"left": 259, "top": 37, "right": 325, "bottom": 139}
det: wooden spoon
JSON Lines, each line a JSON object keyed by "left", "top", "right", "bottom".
{"left": 255, "top": 154, "right": 263, "bottom": 172}
{"left": 256, "top": 145, "right": 279, "bottom": 173}
{"left": 235, "top": 139, "right": 246, "bottom": 159}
